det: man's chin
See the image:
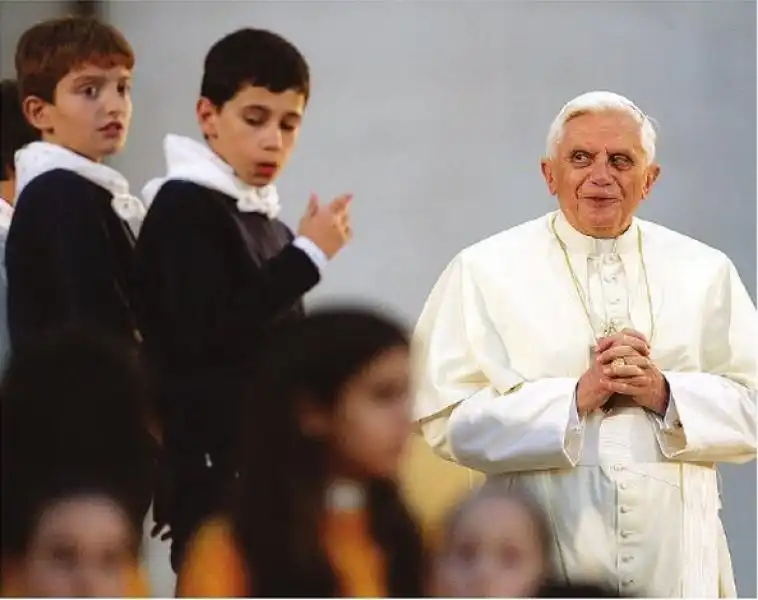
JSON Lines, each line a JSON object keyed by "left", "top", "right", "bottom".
{"left": 580, "top": 221, "right": 626, "bottom": 239}
{"left": 582, "top": 209, "right": 629, "bottom": 237}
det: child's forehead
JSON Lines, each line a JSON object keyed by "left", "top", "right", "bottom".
{"left": 64, "top": 61, "right": 133, "bottom": 80}
{"left": 465, "top": 495, "right": 524, "bottom": 516}
{"left": 228, "top": 83, "right": 306, "bottom": 113}
{"left": 452, "top": 495, "right": 533, "bottom": 532}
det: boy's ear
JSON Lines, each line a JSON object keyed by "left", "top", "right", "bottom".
{"left": 196, "top": 97, "right": 221, "bottom": 140}
{"left": 22, "top": 95, "right": 54, "bottom": 134}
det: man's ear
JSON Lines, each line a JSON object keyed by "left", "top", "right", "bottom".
{"left": 641, "top": 163, "right": 661, "bottom": 198}
{"left": 541, "top": 158, "right": 558, "bottom": 196}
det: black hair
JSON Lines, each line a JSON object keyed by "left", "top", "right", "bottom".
{"left": 229, "top": 307, "right": 425, "bottom": 597}
{"left": 1, "top": 325, "right": 156, "bottom": 557}
{"left": 0, "top": 79, "right": 39, "bottom": 179}
{"left": 200, "top": 28, "right": 310, "bottom": 108}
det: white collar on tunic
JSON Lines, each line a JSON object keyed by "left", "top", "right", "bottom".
{"left": 551, "top": 209, "right": 640, "bottom": 256}
{"left": 141, "top": 134, "right": 280, "bottom": 219}
{"left": 13, "top": 141, "right": 145, "bottom": 234}
{"left": 325, "top": 479, "right": 366, "bottom": 512}
{"left": 0, "top": 199, "right": 12, "bottom": 231}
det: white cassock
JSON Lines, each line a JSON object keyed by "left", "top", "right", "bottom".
{"left": 414, "top": 210, "right": 757, "bottom": 598}
{"left": 0, "top": 199, "right": 13, "bottom": 372}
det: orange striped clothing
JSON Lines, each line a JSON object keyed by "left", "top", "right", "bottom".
{"left": 1, "top": 562, "right": 149, "bottom": 597}
{"left": 177, "top": 510, "right": 386, "bottom": 597}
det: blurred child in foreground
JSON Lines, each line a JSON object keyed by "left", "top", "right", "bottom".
{"left": 432, "top": 483, "right": 552, "bottom": 597}
{"left": 176, "top": 308, "right": 426, "bottom": 597}
{"left": 1, "top": 326, "right": 155, "bottom": 596}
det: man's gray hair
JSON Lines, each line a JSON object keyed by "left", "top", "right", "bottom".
{"left": 545, "top": 91, "right": 658, "bottom": 163}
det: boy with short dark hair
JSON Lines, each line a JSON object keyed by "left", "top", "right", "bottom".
{"left": 0, "top": 79, "right": 39, "bottom": 370}
{"left": 6, "top": 15, "right": 146, "bottom": 351}
{"left": 136, "top": 27, "right": 352, "bottom": 569}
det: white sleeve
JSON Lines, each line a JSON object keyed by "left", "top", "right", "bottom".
{"left": 652, "top": 259, "right": 757, "bottom": 464}
{"left": 292, "top": 236, "right": 328, "bottom": 273}
{"left": 446, "top": 380, "right": 586, "bottom": 474}
{"left": 413, "top": 253, "right": 587, "bottom": 473}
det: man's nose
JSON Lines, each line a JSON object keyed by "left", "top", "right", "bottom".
{"left": 588, "top": 159, "right": 613, "bottom": 185}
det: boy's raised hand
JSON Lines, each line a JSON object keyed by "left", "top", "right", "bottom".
{"left": 298, "top": 192, "right": 353, "bottom": 259}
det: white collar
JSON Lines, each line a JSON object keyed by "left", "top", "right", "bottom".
{"left": 14, "top": 142, "right": 145, "bottom": 236}
{"left": 141, "top": 134, "right": 280, "bottom": 219}
{"left": 325, "top": 479, "right": 366, "bottom": 512}
{"left": 0, "top": 199, "right": 13, "bottom": 231}
{"left": 550, "top": 209, "right": 640, "bottom": 256}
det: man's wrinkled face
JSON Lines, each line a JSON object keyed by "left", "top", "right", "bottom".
{"left": 541, "top": 110, "right": 660, "bottom": 238}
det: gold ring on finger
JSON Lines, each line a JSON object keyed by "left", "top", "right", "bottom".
{"left": 611, "top": 357, "right": 626, "bottom": 367}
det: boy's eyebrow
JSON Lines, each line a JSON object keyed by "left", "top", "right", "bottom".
{"left": 74, "top": 71, "right": 132, "bottom": 85}
{"left": 71, "top": 74, "right": 106, "bottom": 85}
{"left": 70, "top": 73, "right": 132, "bottom": 86}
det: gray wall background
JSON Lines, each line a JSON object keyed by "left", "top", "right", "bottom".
{"left": 2, "top": 0, "right": 756, "bottom": 596}
{"left": 0, "top": 1, "right": 68, "bottom": 75}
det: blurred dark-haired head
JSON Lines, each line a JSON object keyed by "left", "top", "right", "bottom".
{"left": 239, "top": 306, "right": 412, "bottom": 484}
{"left": 197, "top": 28, "right": 310, "bottom": 188}
{"left": 0, "top": 325, "right": 151, "bottom": 449}
{"left": 230, "top": 306, "right": 424, "bottom": 596}
{"left": 1, "top": 325, "right": 155, "bottom": 555}
{"left": 1, "top": 468, "right": 141, "bottom": 598}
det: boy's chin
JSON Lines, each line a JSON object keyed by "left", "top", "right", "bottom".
{"left": 244, "top": 173, "right": 276, "bottom": 188}
{"left": 101, "top": 139, "right": 127, "bottom": 156}
{"left": 83, "top": 141, "right": 125, "bottom": 162}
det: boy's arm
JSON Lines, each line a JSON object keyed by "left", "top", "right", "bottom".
{"left": 136, "top": 183, "right": 320, "bottom": 359}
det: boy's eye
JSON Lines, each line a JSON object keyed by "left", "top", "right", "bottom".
{"left": 280, "top": 117, "right": 300, "bottom": 132}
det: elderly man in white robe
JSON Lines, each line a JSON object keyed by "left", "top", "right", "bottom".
{"left": 413, "top": 90, "right": 756, "bottom": 598}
